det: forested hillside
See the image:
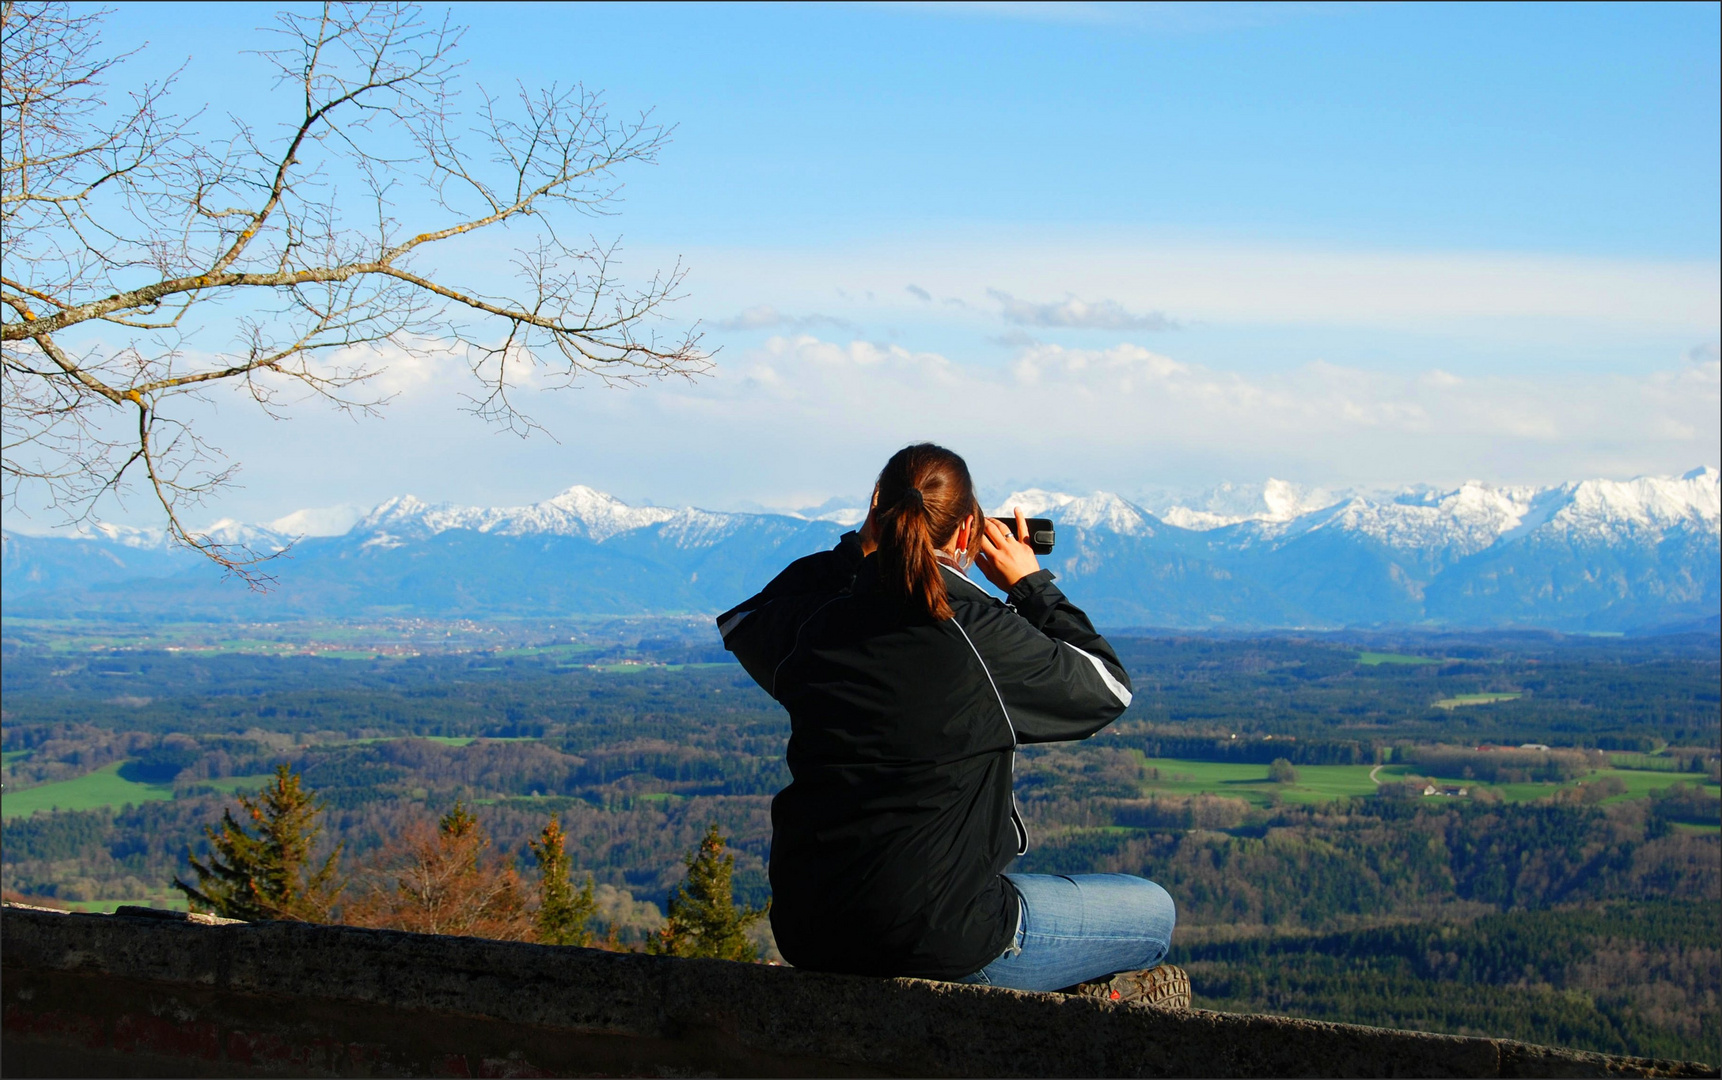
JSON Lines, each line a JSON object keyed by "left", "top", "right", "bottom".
{"left": 2, "top": 622, "right": 1717, "bottom": 1060}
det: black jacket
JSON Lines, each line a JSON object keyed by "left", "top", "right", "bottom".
{"left": 716, "top": 532, "right": 1134, "bottom": 980}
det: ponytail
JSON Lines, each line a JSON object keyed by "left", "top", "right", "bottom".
{"left": 871, "top": 444, "right": 981, "bottom": 621}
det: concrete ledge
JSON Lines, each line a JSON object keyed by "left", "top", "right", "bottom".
{"left": 1, "top": 906, "right": 1714, "bottom": 1078}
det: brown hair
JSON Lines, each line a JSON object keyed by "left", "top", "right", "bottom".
{"left": 871, "top": 443, "right": 982, "bottom": 621}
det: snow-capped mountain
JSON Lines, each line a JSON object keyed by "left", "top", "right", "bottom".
{"left": 4, "top": 468, "right": 1717, "bottom": 632}
{"left": 992, "top": 490, "right": 1156, "bottom": 536}
{"left": 357, "top": 486, "right": 681, "bottom": 546}
{"left": 1140, "top": 478, "right": 1345, "bottom": 531}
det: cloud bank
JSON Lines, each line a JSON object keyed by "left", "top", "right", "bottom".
{"left": 726, "top": 333, "right": 1717, "bottom": 459}
{"left": 34, "top": 325, "right": 1719, "bottom": 527}
{"left": 674, "top": 237, "right": 1719, "bottom": 339}
{"left": 715, "top": 306, "right": 856, "bottom": 332}
{"left": 25, "top": 228, "right": 1718, "bottom": 527}
{"left": 986, "top": 289, "right": 1178, "bottom": 331}
{"left": 573, "top": 331, "right": 1721, "bottom": 505}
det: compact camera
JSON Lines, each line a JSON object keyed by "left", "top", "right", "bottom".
{"left": 988, "top": 517, "right": 1056, "bottom": 555}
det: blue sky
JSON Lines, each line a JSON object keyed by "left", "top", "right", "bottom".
{"left": 49, "top": 3, "right": 1722, "bottom": 524}
{"left": 452, "top": 1, "right": 1719, "bottom": 258}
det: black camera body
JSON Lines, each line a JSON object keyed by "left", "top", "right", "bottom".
{"left": 989, "top": 516, "right": 1056, "bottom": 555}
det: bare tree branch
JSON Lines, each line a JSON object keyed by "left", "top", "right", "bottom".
{"left": 1, "top": 1, "right": 709, "bottom": 582}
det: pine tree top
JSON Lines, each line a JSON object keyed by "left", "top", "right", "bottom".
{"left": 649, "top": 823, "right": 767, "bottom": 962}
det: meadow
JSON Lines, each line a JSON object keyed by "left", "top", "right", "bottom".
{"left": 1, "top": 762, "right": 278, "bottom": 821}
{"left": 1356, "top": 652, "right": 1440, "bottom": 666}
{"left": 1434, "top": 692, "right": 1524, "bottom": 709}
{"left": 1137, "top": 755, "right": 1717, "bottom": 812}
{"left": 2, "top": 761, "right": 175, "bottom": 819}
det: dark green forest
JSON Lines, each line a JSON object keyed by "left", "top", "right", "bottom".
{"left": 1184, "top": 902, "right": 1717, "bottom": 1062}
{"left": 2, "top": 624, "right": 1717, "bottom": 1062}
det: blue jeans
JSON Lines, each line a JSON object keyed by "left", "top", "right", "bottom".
{"left": 956, "top": 873, "right": 1176, "bottom": 992}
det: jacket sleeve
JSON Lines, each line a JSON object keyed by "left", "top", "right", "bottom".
{"left": 963, "top": 569, "right": 1134, "bottom": 744}
{"left": 716, "top": 531, "right": 865, "bottom": 697}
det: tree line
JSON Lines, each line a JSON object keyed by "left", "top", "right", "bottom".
{"left": 6, "top": 631, "right": 1717, "bottom": 752}
{"left": 1183, "top": 900, "right": 1719, "bottom": 1063}
{"left": 172, "top": 766, "right": 767, "bottom": 962}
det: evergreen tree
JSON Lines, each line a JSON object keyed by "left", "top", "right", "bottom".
{"left": 648, "top": 823, "right": 767, "bottom": 961}
{"left": 173, "top": 764, "right": 343, "bottom": 921}
{"left": 440, "top": 800, "right": 479, "bottom": 842}
{"left": 528, "top": 815, "right": 598, "bottom": 946}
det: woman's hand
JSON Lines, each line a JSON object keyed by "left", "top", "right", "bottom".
{"left": 976, "top": 508, "right": 1040, "bottom": 592}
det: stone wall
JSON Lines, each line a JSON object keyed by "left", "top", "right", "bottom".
{"left": 1, "top": 905, "right": 1713, "bottom": 1078}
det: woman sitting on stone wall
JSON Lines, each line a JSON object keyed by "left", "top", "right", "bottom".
{"left": 716, "top": 442, "right": 1187, "bottom": 1005}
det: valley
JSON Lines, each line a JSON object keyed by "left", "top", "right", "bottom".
{"left": 2, "top": 620, "right": 1716, "bottom": 1060}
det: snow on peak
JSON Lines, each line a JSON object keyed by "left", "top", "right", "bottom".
{"left": 270, "top": 505, "right": 366, "bottom": 538}
{"left": 1313, "top": 483, "right": 1549, "bottom": 555}
{"left": 1152, "top": 479, "right": 1344, "bottom": 531}
{"left": 79, "top": 521, "right": 170, "bottom": 549}
{"left": 1261, "top": 478, "right": 1317, "bottom": 521}
{"left": 1116, "top": 468, "right": 1718, "bottom": 553}
{"left": 1545, "top": 469, "right": 1720, "bottom": 540}
{"left": 3, "top": 517, "right": 293, "bottom": 551}
{"left": 196, "top": 519, "right": 293, "bottom": 552}
{"left": 355, "top": 486, "right": 679, "bottom": 543}
{"left": 1271, "top": 469, "right": 1718, "bottom": 552}
{"left": 990, "top": 490, "right": 1153, "bottom": 535}
{"left": 46, "top": 468, "right": 1715, "bottom": 560}
{"left": 814, "top": 507, "right": 867, "bottom": 526}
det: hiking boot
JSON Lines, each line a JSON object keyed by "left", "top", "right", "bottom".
{"left": 1061, "top": 964, "right": 1191, "bottom": 1008}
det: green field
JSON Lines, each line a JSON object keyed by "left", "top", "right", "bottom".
{"left": 1671, "top": 821, "right": 1721, "bottom": 835}
{"left": 1137, "top": 756, "right": 1719, "bottom": 809}
{"left": 190, "top": 774, "right": 277, "bottom": 796}
{"left": 1605, "top": 752, "right": 1680, "bottom": 771}
{"left": 1358, "top": 652, "right": 1440, "bottom": 666}
{"left": 58, "top": 896, "right": 190, "bottom": 914}
{"left": 1141, "top": 757, "right": 1380, "bottom": 807}
{"left": 2, "top": 761, "right": 175, "bottom": 819}
{"left": 1433, "top": 692, "right": 1523, "bottom": 709}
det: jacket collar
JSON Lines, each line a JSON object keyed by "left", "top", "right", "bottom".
{"left": 939, "top": 562, "right": 991, "bottom": 600}
{"left": 850, "top": 555, "right": 988, "bottom": 602}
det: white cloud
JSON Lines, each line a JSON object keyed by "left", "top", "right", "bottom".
{"left": 617, "top": 333, "right": 1721, "bottom": 499}
{"left": 268, "top": 504, "right": 367, "bottom": 537}
{"left": 988, "top": 289, "right": 1178, "bottom": 331}
{"left": 715, "top": 305, "right": 856, "bottom": 332}
{"left": 717, "top": 305, "right": 792, "bottom": 330}
{"left": 666, "top": 235, "right": 1720, "bottom": 338}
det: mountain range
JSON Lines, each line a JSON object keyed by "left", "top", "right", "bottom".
{"left": 3, "top": 468, "right": 1717, "bottom": 632}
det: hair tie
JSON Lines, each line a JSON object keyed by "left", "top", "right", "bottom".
{"left": 900, "top": 487, "right": 925, "bottom": 508}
